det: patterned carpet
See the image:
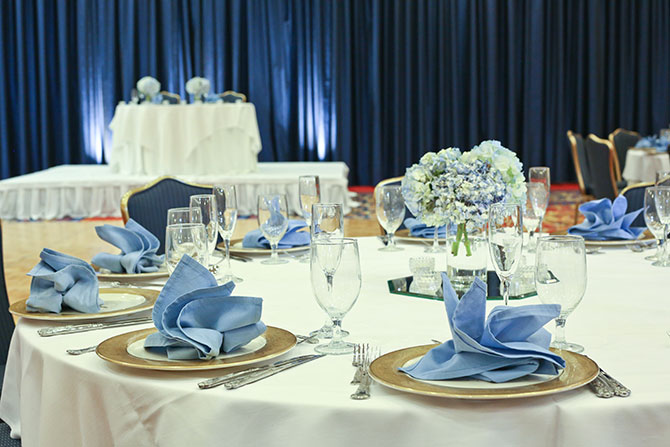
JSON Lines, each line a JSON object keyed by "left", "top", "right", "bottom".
{"left": 346, "top": 187, "right": 586, "bottom": 234}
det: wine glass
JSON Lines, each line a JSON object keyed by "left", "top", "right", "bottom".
{"left": 535, "top": 235, "right": 586, "bottom": 353}
{"left": 424, "top": 224, "right": 446, "bottom": 253}
{"left": 529, "top": 167, "right": 551, "bottom": 234}
{"left": 298, "top": 175, "right": 321, "bottom": 263}
{"left": 375, "top": 185, "right": 406, "bottom": 251}
{"left": 165, "top": 223, "right": 209, "bottom": 275}
{"left": 644, "top": 187, "right": 668, "bottom": 263}
{"left": 189, "top": 195, "right": 218, "bottom": 270}
{"left": 488, "top": 203, "right": 523, "bottom": 305}
{"left": 167, "top": 207, "right": 202, "bottom": 226}
{"left": 257, "top": 194, "right": 290, "bottom": 265}
{"left": 523, "top": 183, "right": 542, "bottom": 252}
{"left": 310, "top": 238, "right": 361, "bottom": 355}
{"left": 653, "top": 186, "right": 670, "bottom": 268}
{"left": 213, "top": 185, "right": 242, "bottom": 283}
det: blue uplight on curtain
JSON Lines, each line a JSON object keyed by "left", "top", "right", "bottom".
{"left": 1, "top": 0, "right": 669, "bottom": 185}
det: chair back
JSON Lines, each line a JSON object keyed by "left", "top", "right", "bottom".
{"left": 121, "top": 177, "right": 213, "bottom": 255}
{"left": 609, "top": 129, "right": 641, "bottom": 180}
{"left": 620, "top": 181, "right": 653, "bottom": 228}
{"left": 160, "top": 91, "right": 181, "bottom": 104}
{"left": 0, "top": 221, "right": 15, "bottom": 371}
{"left": 567, "top": 130, "right": 592, "bottom": 195}
{"left": 219, "top": 90, "right": 247, "bottom": 103}
{"left": 584, "top": 134, "right": 619, "bottom": 200}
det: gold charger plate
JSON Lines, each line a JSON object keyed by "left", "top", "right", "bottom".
{"left": 394, "top": 229, "right": 445, "bottom": 243}
{"left": 554, "top": 230, "right": 654, "bottom": 247}
{"left": 223, "top": 238, "right": 310, "bottom": 255}
{"left": 369, "top": 344, "right": 599, "bottom": 400}
{"left": 9, "top": 288, "right": 158, "bottom": 321}
{"left": 95, "top": 268, "right": 168, "bottom": 282}
{"left": 96, "top": 326, "right": 296, "bottom": 371}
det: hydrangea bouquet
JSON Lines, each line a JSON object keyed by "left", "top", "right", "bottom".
{"left": 401, "top": 140, "right": 525, "bottom": 256}
{"left": 186, "top": 77, "right": 211, "bottom": 102}
{"left": 136, "top": 76, "right": 161, "bottom": 102}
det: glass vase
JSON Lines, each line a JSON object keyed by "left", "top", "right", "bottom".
{"left": 446, "top": 223, "right": 488, "bottom": 297}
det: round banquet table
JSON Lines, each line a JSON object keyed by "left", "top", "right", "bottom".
{"left": 2, "top": 238, "right": 670, "bottom": 446}
{"left": 107, "top": 103, "right": 262, "bottom": 176}
{"left": 622, "top": 148, "right": 670, "bottom": 184}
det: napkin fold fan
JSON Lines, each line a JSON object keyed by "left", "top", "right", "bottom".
{"left": 403, "top": 218, "right": 446, "bottom": 238}
{"left": 243, "top": 219, "right": 310, "bottom": 249}
{"left": 567, "top": 195, "right": 644, "bottom": 241}
{"left": 92, "top": 218, "right": 164, "bottom": 274}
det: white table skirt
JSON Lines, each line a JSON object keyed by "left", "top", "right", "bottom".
{"left": 2, "top": 238, "right": 670, "bottom": 446}
{"left": 107, "top": 103, "right": 262, "bottom": 176}
{"left": 622, "top": 149, "right": 670, "bottom": 184}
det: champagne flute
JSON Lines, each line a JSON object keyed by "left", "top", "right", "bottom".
{"left": 167, "top": 207, "right": 202, "bottom": 226}
{"left": 535, "top": 235, "right": 586, "bottom": 353}
{"left": 189, "top": 194, "right": 218, "bottom": 269}
{"left": 257, "top": 194, "right": 290, "bottom": 265}
{"left": 529, "top": 167, "right": 551, "bottom": 234}
{"left": 310, "top": 238, "right": 361, "bottom": 355}
{"left": 375, "top": 185, "right": 406, "bottom": 251}
{"left": 298, "top": 176, "right": 321, "bottom": 263}
{"left": 213, "top": 185, "right": 242, "bottom": 283}
{"left": 644, "top": 187, "right": 668, "bottom": 263}
{"left": 523, "top": 183, "right": 542, "bottom": 252}
{"left": 165, "top": 223, "right": 209, "bottom": 274}
{"left": 653, "top": 186, "right": 670, "bottom": 268}
{"left": 488, "top": 203, "right": 523, "bottom": 305}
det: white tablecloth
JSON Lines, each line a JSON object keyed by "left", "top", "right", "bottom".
{"left": 107, "top": 103, "right": 262, "bottom": 176}
{"left": 622, "top": 149, "right": 670, "bottom": 183}
{"left": 2, "top": 239, "right": 670, "bottom": 446}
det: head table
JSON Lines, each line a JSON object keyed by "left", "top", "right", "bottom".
{"left": 1, "top": 237, "right": 669, "bottom": 446}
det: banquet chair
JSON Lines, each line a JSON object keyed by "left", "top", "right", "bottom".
{"left": 159, "top": 91, "right": 181, "bottom": 104}
{"left": 584, "top": 134, "right": 620, "bottom": 200}
{"left": 609, "top": 129, "right": 641, "bottom": 181}
{"left": 620, "top": 182, "right": 653, "bottom": 228}
{"left": 567, "top": 130, "right": 593, "bottom": 196}
{"left": 121, "top": 177, "right": 212, "bottom": 255}
{"left": 219, "top": 91, "right": 247, "bottom": 103}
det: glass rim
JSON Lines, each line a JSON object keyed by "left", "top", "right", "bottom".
{"left": 311, "top": 202, "right": 342, "bottom": 208}
{"left": 299, "top": 175, "right": 320, "bottom": 180}
{"left": 489, "top": 202, "right": 522, "bottom": 210}
{"left": 310, "top": 237, "right": 358, "bottom": 246}
{"left": 257, "top": 193, "right": 288, "bottom": 199}
{"left": 536, "top": 234, "right": 584, "bottom": 243}
{"left": 166, "top": 222, "right": 205, "bottom": 229}
{"left": 213, "top": 184, "right": 236, "bottom": 190}
{"left": 189, "top": 194, "right": 215, "bottom": 200}
{"left": 167, "top": 206, "right": 192, "bottom": 213}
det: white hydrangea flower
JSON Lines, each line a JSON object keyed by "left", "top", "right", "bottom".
{"left": 136, "top": 76, "right": 161, "bottom": 99}
{"left": 186, "top": 77, "right": 211, "bottom": 100}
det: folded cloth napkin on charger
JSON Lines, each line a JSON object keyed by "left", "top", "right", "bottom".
{"left": 92, "top": 219, "right": 164, "bottom": 274}
{"left": 242, "top": 219, "right": 310, "bottom": 249}
{"left": 635, "top": 135, "right": 669, "bottom": 152}
{"left": 567, "top": 195, "right": 644, "bottom": 241}
{"left": 400, "top": 274, "right": 565, "bottom": 383}
{"left": 403, "top": 218, "right": 446, "bottom": 238}
{"left": 26, "top": 249, "right": 102, "bottom": 314}
{"left": 144, "top": 255, "right": 266, "bottom": 360}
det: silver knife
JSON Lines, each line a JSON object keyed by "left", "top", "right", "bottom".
{"left": 224, "top": 354, "right": 326, "bottom": 390}
{"left": 589, "top": 374, "right": 614, "bottom": 398}
{"left": 38, "top": 317, "right": 153, "bottom": 337}
{"left": 599, "top": 369, "right": 631, "bottom": 397}
{"left": 198, "top": 354, "right": 321, "bottom": 390}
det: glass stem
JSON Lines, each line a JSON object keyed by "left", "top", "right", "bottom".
{"left": 554, "top": 317, "right": 567, "bottom": 346}
{"left": 502, "top": 277, "right": 510, "bottom": 306}
{"left": 388, "top": 232, "right": 395, "bottom": 248}
{"left": 432, "top": 228, "right": 440, "bottom": 249}
{"left": 330, "top": 318, "right": 343, "bottom": 347}
{"left": 538, "top": 216, "right": 544, "bottom": 235}
{"left": 326, "top": 273, "right": 334, "bottom": 294}
{"left": 224, "top": 238, "right": 232, "bottom": 274}
{"left": 270, "top": 242, "right": 279, "bottom": 263}
{"left": 665, "top": 225, "right": 669, "bottom": 261}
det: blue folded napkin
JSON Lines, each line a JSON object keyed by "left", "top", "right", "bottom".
{"left": 403, "top": 218, "right": 446, "bottom": 238}
{"left": 242, "top": 219, "right": 310, "bottom": 249}
{"left": 26, "top": 249, "right": 102, "bottom": 314}
{"left": 635, "top": 135, "right": 669, "bottom": 152}
{"left": 91, "top": 219, "right": 165, "bottom": 274}
{"left": 567, "top": 195, "right": 644, "bottom": 240}
{"left": 144, "top": 255, "right": 266, "bottom": 360}
{"left": 400, "top": 274, "right": 565, "bottom": 383}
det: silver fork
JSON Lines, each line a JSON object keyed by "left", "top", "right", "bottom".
{"left": 350, "top": 343, "right": 368, "bottom": 384}
{"left": 350, "top": 346, "right": 379, "bottom": 400}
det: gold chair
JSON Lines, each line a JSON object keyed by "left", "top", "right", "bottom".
{"left": 566, "top": 130, "right": 591, "bottom": 196}
{"left": 584, "top": 134, "right": 620, "bottom": 200}
{"left": 620, "top": 181, "right": 653, "bottom": 227}
{"left": 159, "top": 91, "right": 181, "bottom": 104}
{"left": 219, "top": 90, "right": 247, "bottom": 103}
{"left": 608, "top": 128, "right": 641, "bottom": 181}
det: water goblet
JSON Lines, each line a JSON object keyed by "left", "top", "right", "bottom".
{"left": 213, "top": 185, "right": 242, "bottom": 283}
{"left": 167, "top": 207, "right": 202, "bottom": 226}
{"left": 644, "top": 187, "right": 668, "bottom": 263}
{"left": 310, "top": 238, "right": 361, "bottom": 355}
{"left": 535, "top": 235, "right": 586, "bottom": 353}
{"left": 523, "top": 183, "right": 542, "bottom": 252}
{"left": 423, "top": 225, "right": 446, "bottom": 253}
{"left": 257, "top": 194, "right": 290, "bottom": 265}
{"left": 488, "top": 203, "right": 523, "bottom": 305}
{"left": 375, "top": 185, "right": 405, "bottom": 251}
{"left": 165, "top": 223, "right": 209, "bottom": 275}
{"left": 653, "top": 186, "right": 670, "bottom": 268}
{"left": 298, "top": 175, "right": 321, "bottom": 263}
{"left": 311, "top": 203, "right": 344, "bottom": 240}
{"left": 189, "top": 194, "right": 218, "bottom": 269}
{"left": 529, "top": 167, "right": 551, "bottom": 234}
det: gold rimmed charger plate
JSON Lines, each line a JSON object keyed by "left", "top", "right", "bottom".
{"left": 95, "top": 268, "right": 168, "bottom": 282}
{"left": 369, "top": 344, "right": 599, "bottom": 400}
{"left": 96, "top": 326, "right": 296, "bottom": 371}
{"left": 9, "top": 288, "right": 158, "bottom": 321}
{"left": 224, "top": 238, "right": 310, "bottom": 255}
{"left": 394, "top": 229, "right": 445, "bottom": 243}
{"left": 553, "top": 230, "right": 654, "bottom": 247}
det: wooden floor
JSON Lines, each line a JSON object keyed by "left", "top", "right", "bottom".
{"left": 1, "top": 217, "right": 381, "bottom": 306}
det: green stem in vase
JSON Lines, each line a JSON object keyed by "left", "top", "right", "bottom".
{"left": 451, "top": 223, "right": 473, "bottom": 257}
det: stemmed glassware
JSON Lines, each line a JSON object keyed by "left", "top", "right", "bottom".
{"left": 165, "top": 223, "right": 209, "bottom": 275}
{"left": 189, "top": 194, "right": 218, "bottom": 269}
{"left": 424, "top": 225, "right": 446, "bottom": 253}
{"left": 535, "top": 235, "right": 586, "bottom": 353}
{"left": 310, "top": 238, "right": 361, "bottom": 355}
{"left": 213, "top": 185, "right": 242, "bottom": 282}
{"left": 523, "top": 183, "right": 542, "bottom": 252}
{"left": 644, "top": 187, "right": 668, "bottom": 264}
{"left": 375, "top": 185, "right": 406, "bottom": 251}
{"left": 653, "top": 186, "right": 670, "bottom": 268}
{"left": 487, "top": 203, "right": 523, "bottom": 305}
{"left": 298, "top": 176, "right": 321, "bottom": 263}
{"left": 257, "top": 194, "right": 290, "bottom": 265}
{"left": 529, "top": 167, "right": 551, "bottom": 234}
{"left": 167, "top": 207, "right": 202, "bottom": 226}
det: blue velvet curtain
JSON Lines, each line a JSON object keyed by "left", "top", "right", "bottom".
{"left": 1, "top": 0, "right": 669, "bottom": 185}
